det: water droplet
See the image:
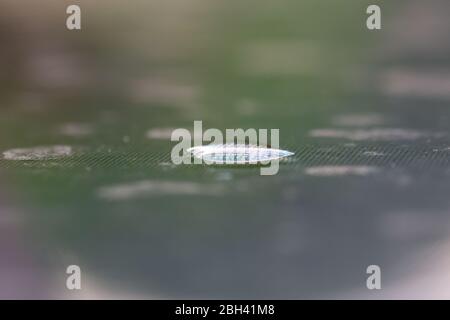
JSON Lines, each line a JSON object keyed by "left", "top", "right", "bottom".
{"left": 187, "top": 144, "right": 294, "bottom": 164}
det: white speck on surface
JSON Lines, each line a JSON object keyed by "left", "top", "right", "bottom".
{"left": 362, "top": 151, "right": 385, "bottom": 156}
{"left": 97, "top": 180, "right": 225, "bottom": 200}
{"left": 158, "top": 162, "right": 178, "bottom": 170}
{"left": 146, "top": 128, "right": 176, "bottom": 140}
{"left": 309, "top": 128, "right": 442, "bottom": 141}
{"left": 305, "top": 165, "right": 379, "bottom": 176}
{"left": 3, "top": 145, "right": 73, "bottom": 161}
{"left": 122, "top": 136, "right": 130, "bottom": 143}
{"left": 332, "top": 114, "right": 384, "bottom": 127}
{"left": 343, "top": 143, "right": 357, "bottom": 147}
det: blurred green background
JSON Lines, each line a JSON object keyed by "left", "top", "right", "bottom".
{"left": 1, "top": 0, "right": 450, "bottom": 298}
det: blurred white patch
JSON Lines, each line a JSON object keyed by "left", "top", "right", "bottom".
{"left": 146, "top": 128, "right": 176, "bottom": 140}
{"left": 309, "top": 128, "right": 441, "bottom": 140}
{"left": 98, "top": 180, "right": 225, "bottom": 200}
{"left": 332, "top": 114, "right": 384, "bottom": 127}
{"left": 122, "top": 136, "right": 130, "bottom": 144}
{"left": 235, "top": 99, "right": 258, "bottom": 116}
{"left": 343, "top": 143, "right": 357, "bottom": 148}
{"left": 381, "top": 69, "right": 450, "bottom": 99}
{"left": 130, "top": 77, "right": 200, "bottom": 106}
{"left": 382, "top": 1, "right": 450, "bottom": 56}
{"left": 59, "top": 123, "right": 93, "bottom": 137}
{"left": 240, "top": 41, "right": 322, "bottom": 76}
{"left": 214, "top": 171, "right": 233, "bottom": 181}
{"left": 146, "top": 127, "right": 202, "bottom": 140}
{"left": 3, "top": 145, "right": 73, "bottom": 161}
{"left": 158, "top": 162, "right": 177, "bottom": 171}
{"left": 362, "top": 151, "right": 385, "bottom": 157}
{"left": 27, "top": 51, "right": 88, "bottom": 88}
{"left": 381, "top": 211, "right": 445, "bottom": 241}
{"left": 305, "top": 166, "right": 379, "bottom": 176}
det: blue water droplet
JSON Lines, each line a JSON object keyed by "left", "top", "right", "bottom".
{"left": 187, "top": 144, "right": 294, "bottom": 165}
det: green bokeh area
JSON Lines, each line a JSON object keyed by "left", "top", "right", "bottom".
{"left": 1, "top": 0, "right": 450, "bottom": 298}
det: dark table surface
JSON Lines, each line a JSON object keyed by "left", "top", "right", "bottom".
{"left": 0, "top": 0, "right": 449, "bottom": 298}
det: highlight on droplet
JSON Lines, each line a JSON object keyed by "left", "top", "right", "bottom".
{"left": 187, "top": 144, "right": 294, "bottom": 165}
